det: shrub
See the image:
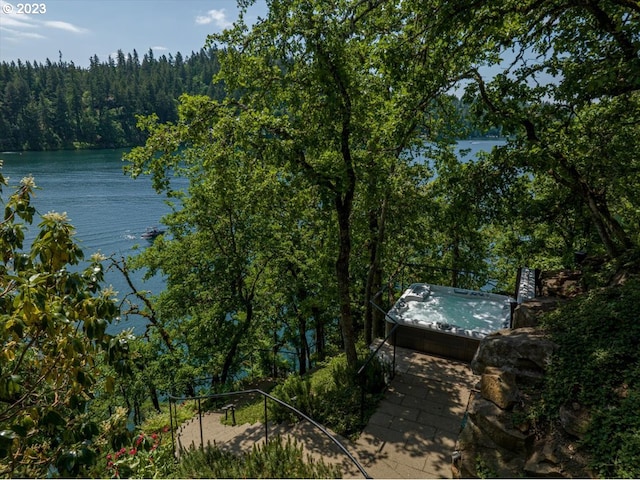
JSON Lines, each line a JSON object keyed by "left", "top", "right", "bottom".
{"left": 541, "top": 278, "right": 640, "bottom": 411}
{"left": 583, "top": 390, "right": 640, "bottom": 478}
{"left": 236, "top": 351, "right": 389, "bottom": 439}
{"left": 142, "top": 400, "right": 197, "bottom": 434}
{"left": 174, "top": 437, "right": 341, "bottom": 478}
{"left": 314, "top": 353, "right": 389, "bottom": 438}
{"left": 269, "top": 374, "right": 319, "bottom": 423}
{"left": 539, "top": 277, "right": 640, "bottom": 477}
{"left": 105, "top": 429, "right": 174, "bottom": 479}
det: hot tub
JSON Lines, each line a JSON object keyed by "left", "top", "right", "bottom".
{"left": 386, "top": 283, "right": 516, "bottom": 362}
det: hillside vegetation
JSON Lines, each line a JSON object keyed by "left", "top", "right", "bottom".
{"left": 540, "top": 276, "right": 640, "bottom": 478}
{"left": 0, "top": 48, "right": 224, "bottom": 150}
{"left": 1, "top": 0, "right": 639, "bottom": 477}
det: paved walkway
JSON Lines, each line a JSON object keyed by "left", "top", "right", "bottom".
{"left": 177, "top": 343, "right": 479, "bottom": 478}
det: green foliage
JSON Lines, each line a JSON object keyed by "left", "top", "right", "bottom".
{"left": 539, "top": 278, "right": 640, "bottom": 477}
{"left": 584, "top": 391, "right": 640, "bottom": 479}
{"left": 315, "top": 354, "right": 389, "bottom": 438}
{"left": 141, "top": 401, "right": 197, "bottom": 435}
{"left": 268, "top": 353, "right": 388, "bottom": 438}
{"left": 0, "top": 168, "right": 135, "bottom": 477}
{"left": 270, "top": 375, "right": 319, "bottom": 424}
{"left": 174, "top": 437, "right": 341, "bottom": 479}
{"left": 4, "top": 0, "right": 640, "bottom": 475}
{"left": 103, "top": 429, "right": 175, "bottom": 479}
{"left": 541, "top": 279, "right": 640, "bottom": 411}
{"left": 124, "top": 97, "right": 308, "bottom": 388}
{"left": 90, "top": 402, "right": 197, "bottom": 478}
{"left": 124, "top": 0, "right": 496, "bottom": 375}
{"left": 475, "top": 454, "right": 497, "bottom": 479}
{"left": 456, "top": 0, "right": 640, "bottom": 261}
{"left": 0, "top": 49, "right": 224, "bottom": 151}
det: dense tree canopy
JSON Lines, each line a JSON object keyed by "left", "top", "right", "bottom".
{"left": 0, "top": 49, "right": 224, "bottom": 151}
{"left": 451, "top": 0, "right": 640, "bottom": 266}
{"left": 125, "top": 0, "right": 490, "bottom": 370}
{"left": 124, "top": 0, "right": 640, "bottom": 382}
{"left": 2, "top": 0, "right": 640, "bottom": 475}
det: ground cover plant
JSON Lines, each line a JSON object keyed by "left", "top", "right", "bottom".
{"left": 227, "top": 350, "right": 389, "bottom": 439}
{"left": 175, "top": 437, "right": 341, "bottom": 479}
{"left": 539, "top": 277, "right": 640, "bottom": 478}
{"left": 91, "top": 401, "right": 196, "bottom": 478}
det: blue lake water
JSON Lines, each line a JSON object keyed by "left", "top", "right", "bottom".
{"left": 0, "top": 140, "right": 503, "bottom": 335}
{"left": 1, "top": 148, "right": 187, "bottom": 335}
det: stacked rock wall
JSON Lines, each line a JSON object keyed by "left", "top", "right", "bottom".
{"left": 452, "top": 270, "right": 592, "bottom": 478}
{"left": 453, "top": 328, "right": 558, "bottom": 477}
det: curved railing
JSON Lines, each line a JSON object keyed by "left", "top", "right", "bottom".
{"left": 168, "top": 389, "right": 371, "bottom": 479}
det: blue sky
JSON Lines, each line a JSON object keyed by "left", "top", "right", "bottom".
{"left": 0, "top": 0, "right": 267, "bottom": 66}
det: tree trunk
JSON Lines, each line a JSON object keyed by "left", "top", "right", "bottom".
{"left": 451, "top": 234, "right": 460, "bottom": 287}
{"left": 150, "top": 386, "right": 161, "bottom": 412}
{"left": 298, "top": 315, "right": 308, "bottom": 375}
{"left": 335, "top": 194, "right": 358, "bottom": 368}
{"left": 110, "top": 256, "right": 176, "bottom": 354}
{"left": 372, "top": 266, "right": 385, "bottom": 339}
{"left": 289, "top": 268, "right": 310, "bottom": 375}
{"left": 305, "top": 336, "right": 312, "bottom": 370}
{"left": 312, "top": 306, "right": 325, "bottom": 362}
{"left": 364, "top": 210, "right": 379, "bottom": 346}
{"left": 557, "top": 160, "right": 635, "bottom": 257}
{"left": 323, "top": 42, "right": 358, "bottom": 368}
{"left": 364, "top": 192, "right": 389, "bottom": 344}
{"left": 186, "top": 383, "right": 196, "bottom": 397}
{"left": 120, "top": 385, "right": 131, "bottom": 412}
{"left": 220, "top": 301, "right": 253, "bottom": 384}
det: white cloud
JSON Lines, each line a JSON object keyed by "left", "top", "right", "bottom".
{"left": 0, "top": 1, "right": 36, "bottom": 28}
{"left": 43, "top": 20, "right": 87, "bottom": 34}
{"left": 0, "top": 26, "right": 45, "bottom": 40}
{"left": 0, "top": 15, "right": 36, "bottom": 29}
{"left": 0, "top": 1, "right": 88, "bottom": 44}
{"left": 195, "top": 9, "right": 232, "bottom": 29}
{"left": 151, "top": 45, "right": 168, "bottom": 51}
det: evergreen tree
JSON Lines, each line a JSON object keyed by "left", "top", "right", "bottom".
{"left": 0, "top": 49, "right": 227, "bottom": 150}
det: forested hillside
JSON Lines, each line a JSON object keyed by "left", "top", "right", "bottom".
{"left": 1, "top": 0, "right": 639, "bottom": 477}
{"left": 0, "top": 49, "right": 499, "bottom": 152}
{"left": 0, "top": 48, "right": 224, "bottom": 151}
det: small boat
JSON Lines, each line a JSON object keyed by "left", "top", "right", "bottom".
{"left": 141, "top": 226, "right": 165, "bottom": 241}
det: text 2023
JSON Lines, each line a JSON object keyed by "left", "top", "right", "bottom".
{"left": 16, "top": 3, "right": 47, "bottom": 14}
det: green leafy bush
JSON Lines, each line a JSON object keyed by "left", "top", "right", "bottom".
{"left": 141, "top": 400, "right": 197, "bottom": 434}
{"left": 540, "top": 277, "right": 640, "bottom": 477}
{"left": 0, "top": 171, "right": 132, "bottom": 477}
{"left": 541, "top": 279, "right": 640, "bottom": 411}
{"left": 104, "top": 430, "right": 174, "bottom": 479}
{"left": 269, "top": 374, "right": 319, "bottom": 424}
{"left": 583, "top": 391, "right": 640, "bottom": 478}
{"left": 174, "top": 437, "right": 341, "bottom": 478}
{"left": 267, "top": 353, "right": 389, "bottom": 438}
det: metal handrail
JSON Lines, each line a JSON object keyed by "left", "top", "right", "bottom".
{"left": 356, "top": 313, "right": 399, "bottom": 378}
{"left": 356, "top": 294, "right": 401, "bottom": 423}
{"left": 168, "top": 389, "right": 371, "bottom": 479}
{"left": 395, "top": 261, "right": 487, "bottom": 291}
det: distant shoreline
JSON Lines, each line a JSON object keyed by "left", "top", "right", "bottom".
{"left": 2, "top": 136, "right": 507, "bottom": 155}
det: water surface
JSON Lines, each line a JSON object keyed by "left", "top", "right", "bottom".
{"left": 1, "top": 148, "right": 184, "bottom": 334}
{"left": 0, "top": 140, "right": 503, "bottom": 334}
